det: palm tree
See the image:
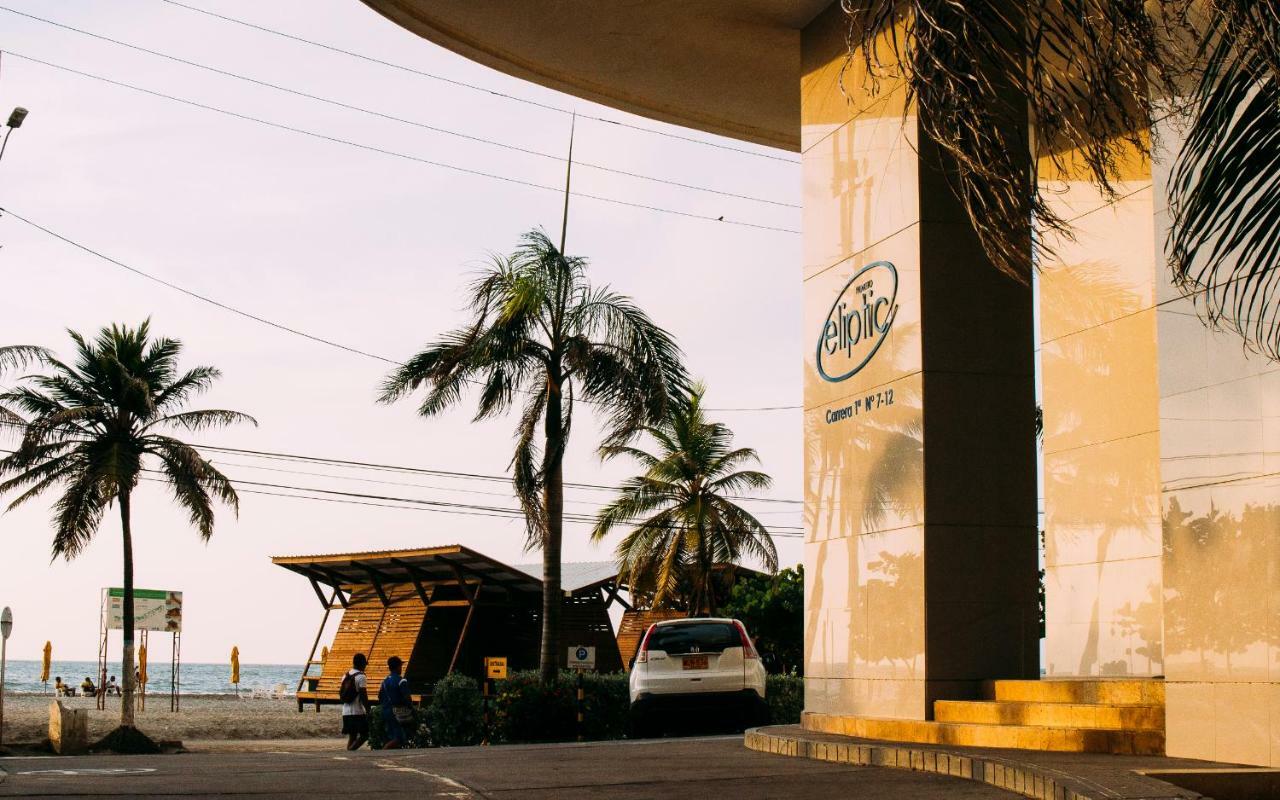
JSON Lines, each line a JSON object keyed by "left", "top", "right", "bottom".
{"left": 841, "top": 1, "right": 1280, "bottom": 359}
{"left": 379, "top": 229, "right": 686, "bottom": 682}
{"left": 0, "top": 322, "right": 255, "bottom": 736}
{"left": 591, "top": 386, "right": 778, "bottom": 615}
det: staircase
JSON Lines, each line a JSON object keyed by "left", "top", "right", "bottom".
{"left": 801, "top": 679, "right": 1165, "bottom": 755}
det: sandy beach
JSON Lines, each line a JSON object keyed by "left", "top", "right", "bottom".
{"left": 1, "top": 693, "right": 343, "bottom": 745}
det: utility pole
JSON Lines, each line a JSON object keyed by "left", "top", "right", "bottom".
{"left": 559, "top": 112, "right": 575, "bottom": 255}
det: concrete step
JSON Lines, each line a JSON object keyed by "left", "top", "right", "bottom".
{"left": 802, "top": 711, "right": 1165, "bottom": 755}
{"left": 983, "top": 679, "right": 1164, "bottom": 706}
{"left": 933, "top": 700, "right": 1165, "bottom": 731}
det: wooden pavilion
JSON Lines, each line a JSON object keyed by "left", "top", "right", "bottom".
{"left": 273, "top": 545, "right": 628, "bottom": 709}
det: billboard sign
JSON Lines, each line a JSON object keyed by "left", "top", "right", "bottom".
{"left": 105, "top": 588, "right": 182, "bottom": 633}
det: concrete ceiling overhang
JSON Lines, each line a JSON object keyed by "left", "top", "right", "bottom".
{"left": 359, "top": 1, "right": 833, "bottom": 152}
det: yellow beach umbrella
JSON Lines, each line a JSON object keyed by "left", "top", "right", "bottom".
{"left": 230, "top": 646, "right": 240, "bottom": 687}
{"left": 320, "top": 646, "right": 328, "bottom": 663}
{"left": 40, "top": 641, "right": 52, "bottom": 690}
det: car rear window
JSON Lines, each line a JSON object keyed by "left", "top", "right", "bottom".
{"left": 648, "top": 622, "right": 740, "bottom": 654}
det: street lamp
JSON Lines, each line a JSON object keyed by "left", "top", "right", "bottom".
{"left": 0, "top": 106, "right": 30, "bottom": 166}
{"left": 0, "top": 606, "right": 11, "bottom": 750}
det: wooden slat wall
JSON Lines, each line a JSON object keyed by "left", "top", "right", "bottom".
{"left": 561, "top": 592, "right": 624, "bottom": 672}
{"left": 314, "top": 584, "right": 425, "bottom": 698}
{"left": 616, "top": 609, "right": 686, "bottom": 671}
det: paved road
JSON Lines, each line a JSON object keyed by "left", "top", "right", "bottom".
{"left": 0, "top": 737, "right": 1019, "bottom": 798}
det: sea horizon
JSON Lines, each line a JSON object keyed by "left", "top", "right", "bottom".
{"left": 1, "top": 659, "right": 303, "bottom": 696}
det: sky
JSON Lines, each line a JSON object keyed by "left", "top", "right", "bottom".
{"left": 0, "top": 0, "right": 802, "bottom": 665}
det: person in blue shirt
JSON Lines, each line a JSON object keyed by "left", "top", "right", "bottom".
{"left": 378, "top": 656, "right": 413, "bottom": 749}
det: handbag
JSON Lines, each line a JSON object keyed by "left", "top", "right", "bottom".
{"left": 392, "top": 705, "right": 415, "bottom": 725}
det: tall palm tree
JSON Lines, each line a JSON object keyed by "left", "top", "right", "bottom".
{"left": 591, "top": 386, "right": 778, "bottom": 615}
{"left": 379, "top": 229, "right": 686, "bottom": 682}
{"left": 0, "top": 322, "right": 255, "bottom": 734}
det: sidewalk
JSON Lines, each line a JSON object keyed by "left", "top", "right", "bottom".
{"left": 745, "top": 725, "right": 1257, "bottom": 800}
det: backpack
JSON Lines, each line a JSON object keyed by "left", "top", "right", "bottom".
{"left": 339, "top": 670, "right": 361, "bottom": 704}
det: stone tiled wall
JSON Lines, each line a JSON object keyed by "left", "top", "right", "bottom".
{"left": 1039, "top": 146, "right": 1165, "bottom": 678}
{"left": 801, "top": 2, "right": 1038, "bottom": 722}
{"left": 1151, "top": 122, "right": 1280, "bottom": 768}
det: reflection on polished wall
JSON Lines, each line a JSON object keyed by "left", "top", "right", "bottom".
{"left": 801, "top": 3, "right": 1038, "bottom": 722}
{"left": 1039, "top": 144, "right": 1165, "bottom": 679}
{"left": 1152, "top": 122, "right": 1280, "bottom": 768}
{"left": 1040, "top": 116, "right": 1280, "bottom": 766}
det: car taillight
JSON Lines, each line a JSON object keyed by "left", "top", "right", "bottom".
{"left": 635, "top": 624, "right": 657, "bottom": 664}
{"left": 734, "top": 621, "right": 759, "bottom": 659}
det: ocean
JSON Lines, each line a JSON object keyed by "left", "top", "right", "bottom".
{"left": 0, "top": 659, "right": 302, "bottom": 696}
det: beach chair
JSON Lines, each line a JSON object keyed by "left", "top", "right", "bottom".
{"left": 270, "top": 683, "right": 289, "bottom": 700}
{"left": 248, "top": 686, "right": 268, "bottom": 700}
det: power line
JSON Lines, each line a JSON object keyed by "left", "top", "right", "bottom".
{"left": 157, "top": 0, "right": 801, "bottom": 165}
{"left": 0, "top": 206, "right": 806, "bottom": 414}
{"left": 1, "top": 51, "right": 799, "bottom": 235}
{"left": 0, "top": 6, "right": 798, "bottom": 210}
{"left": 0, "top": 420, "right": 805, "bottom": 505}
{"left": 128, "top": 468, "right": 809, "bottom": 535}
{"left": 191, "top": 442, "right": 803, "bottom": 505}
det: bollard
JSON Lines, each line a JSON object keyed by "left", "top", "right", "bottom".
{"left": 482, "top": 679, "right": 490, "bottom": 746}
{"left": 575, "top": 670, "right": 584, "bottom": 743}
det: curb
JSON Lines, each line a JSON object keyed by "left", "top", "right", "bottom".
{"left": 744, "top": 727, "right": 1203, "bottom": 800}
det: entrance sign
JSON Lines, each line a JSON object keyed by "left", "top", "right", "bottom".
{"left": 484, "top": 656, "right": 508, "bottom": 680}
{"left": 105, "top": 588, "right": 182, "bottom": 632}
{"left": 567, "top": 646, "right": 596, "bottom": 671}
{"left": 815, "top": 260, "right": 899, "bottom": 382}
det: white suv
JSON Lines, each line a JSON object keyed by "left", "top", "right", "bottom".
{"left": 628, "top": 617, "right": 768, "bottom": 736}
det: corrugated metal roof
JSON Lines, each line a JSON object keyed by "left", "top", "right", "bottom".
{"left": 513, "top": 560, "right": 619, "bottom": 592}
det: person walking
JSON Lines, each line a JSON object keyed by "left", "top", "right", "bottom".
{"left": 377, "top": 656, "right": 413, "bottom": 749}
{"left": 339, "top": 654, "right": 370, "bottom": 751}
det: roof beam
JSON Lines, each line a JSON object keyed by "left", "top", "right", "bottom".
{"left": 300, "top": 567, "right": 349, "bottom": 608}
{"left": 389, "top": 558, "right": 438, "bottom": 607}
{"left": 602, "top": 581, "right": 633, "bottom": 612}
{"left": 356, "top": 563, "right": 391, "bottom": 607}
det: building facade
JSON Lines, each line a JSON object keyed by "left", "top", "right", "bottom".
{"left": 361, "top": 0, "right": 1278, "bottom": 767}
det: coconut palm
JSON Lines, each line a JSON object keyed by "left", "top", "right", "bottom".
{"left": 591, "top": 386, "right": 778, "bottom": 615}
{"left": 841, "top": 1, "right": 1280, "bottom": 359}
{"left": 0, "top": 345, "right": 52, "bottom": 426}
{"left": 379, "top": 229, "right": 686, "bottom": 682}
{"left": 0, "top": 322, "right": 255, "bottom": 736}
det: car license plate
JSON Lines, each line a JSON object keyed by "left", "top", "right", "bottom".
{"left": 683, "top": 655, "right": 709, "bottom": 670}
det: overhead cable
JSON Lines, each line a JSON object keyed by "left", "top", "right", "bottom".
{"left": 157, "top": 0, "right": 801, "bottom": 165}
{"left": 0, "top": 7, "right": 797, "bottom": 209}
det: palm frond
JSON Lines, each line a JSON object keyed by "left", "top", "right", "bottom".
{"left": 1168, "top": 7, "right": 1280, "bottom": 359}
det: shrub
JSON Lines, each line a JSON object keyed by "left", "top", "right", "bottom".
{"left": 578, "top": 672, "right": 630, "bottom": 741}
{"left": 765, "top": 674, "right": 803, "bottom": 725}
{"left": 367, "top": 704, "right": 431, "bottom": 749}
{"left": 490, "top": 670, "right": 577, "bottom": 743}
{"left": 425, "top": 673, "right": 485, "bottom": 746}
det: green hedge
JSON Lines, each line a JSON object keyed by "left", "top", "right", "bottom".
{"left": 365, "top": 670, "right": 798, "bottom": 748}
{"left": 766, "top": 674, "right": 803, "bottom": 725}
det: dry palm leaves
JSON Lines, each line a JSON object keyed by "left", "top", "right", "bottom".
{"left": 840, "top": 0, "right": 1280, "bottom": 359}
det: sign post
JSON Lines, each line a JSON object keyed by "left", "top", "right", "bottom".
{"left": 102, "top": 589, "right": 182, "bottom": 713}
{"left": 567, "top": 646, "right": 595, "bottom": 742}
{"left": 482, "top": 657, "right": 507, "bottom": 746}
{"left": 1, "top": 607, "right": 13, "bottom": 750}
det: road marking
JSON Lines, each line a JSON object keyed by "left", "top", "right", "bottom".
{"left": 17, "top": 767, "right": 158, "bottom": 776}
{"left": 375, "top": 761, "right": 477, "bottom": 798}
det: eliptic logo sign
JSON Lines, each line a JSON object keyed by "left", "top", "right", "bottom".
{"left": 815, "top": 260, "right": 899, "bottom": 382}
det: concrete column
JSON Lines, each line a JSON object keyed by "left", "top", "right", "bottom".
{"left": 1150, "top": 121, "right": 1280, "bottom": 768}
{"left": 1039, "top": 145, "right": 1165, "bottom": 679}
{"left": 801, "top": 2, "right": 1039, "bottom": 721}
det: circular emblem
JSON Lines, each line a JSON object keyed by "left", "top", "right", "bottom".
{"left": 815, "top": 260, "right": 899, "bottom": 383}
